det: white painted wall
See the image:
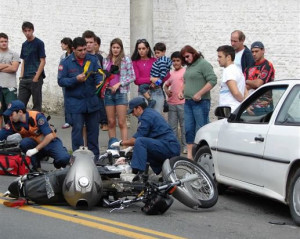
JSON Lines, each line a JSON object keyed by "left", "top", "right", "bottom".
{"left": 0, "top": 0, "right": 131, "bottom": 112}
{"left": 152, "top": 0, "right": 300, "bottom": 110}
{"left": 1, "top": 0, "right": 299, "bottom": 113}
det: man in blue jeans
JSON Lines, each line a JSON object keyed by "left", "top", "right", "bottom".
{"left": 111, "top": 97, "right": 180, "bottom": 181}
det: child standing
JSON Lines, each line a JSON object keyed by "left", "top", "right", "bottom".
{"left": 164, "top": 51, "right": 187, "bottom": 154}
{"left": 139, "top": 42, "right": 172, "bottom": 108}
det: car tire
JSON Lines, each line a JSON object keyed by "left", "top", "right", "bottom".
{"left": 194, "top": 145, "right": 227, "bottom": 194}
{"left": 289, "top": 168, "right": 300, "bottom": 226}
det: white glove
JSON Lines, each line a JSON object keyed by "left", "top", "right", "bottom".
{"left": 121, "top": 146, "right": 133, "bottom": 156}
{"left": 114, "top": 157, "right": 126, "bottom": 165}
{"left": 26, "top": 148, "right": 39, "bottom": 157}
{"left": 111, "top": 140, "right": 122, "bottom": 148}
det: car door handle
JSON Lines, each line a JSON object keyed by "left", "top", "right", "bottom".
{"left": 254, "top": 136, "right": 264, "bottom": 142}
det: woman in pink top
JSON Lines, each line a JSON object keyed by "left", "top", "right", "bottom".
{"left": 103, "top": 38, "right": 135, "bottom": 141}
{"left": 131, "top": 39, "right": 164, "bottom": 113}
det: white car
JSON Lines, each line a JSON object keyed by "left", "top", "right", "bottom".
{"left": 193, "top": 79, "right": 300, "bottom": 225}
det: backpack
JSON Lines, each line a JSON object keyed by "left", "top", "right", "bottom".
{"left": 0, "top": 151, "right": 31, "bottom": 176}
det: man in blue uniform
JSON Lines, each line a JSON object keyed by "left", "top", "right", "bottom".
{"left": 58, "top": 37, "right": 103, "bottom": 160}
{"left": 112, "top": 97, "right": 180, "bottom": 178}
{"left": 0, "top": 100, "right": 70, "bottom": 171}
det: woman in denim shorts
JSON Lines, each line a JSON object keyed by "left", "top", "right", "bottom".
{"left": 103, "top": 38, "right": 135, "bottom": 141}
{"left": 178, "top": 45, "right": 217, "bottom": 159}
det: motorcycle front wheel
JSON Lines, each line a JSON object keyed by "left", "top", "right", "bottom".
{"left": 162, "top": 156, "right": 218, "bottom": 209}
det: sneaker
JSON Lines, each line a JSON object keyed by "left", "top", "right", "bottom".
{"left": 62, "top": 123, "right": 70, "bottom": 129}
{"left": 147, "top": 99, "right": 156, "bottom": 108}
{"left": 132, "top": 172, "right": 144, "bottom": 183}
{"left": 101, "top": 124, "right": 109, "bottom": 131}
{"left": 182, "top": 147, "right": 188, "bottom": 154}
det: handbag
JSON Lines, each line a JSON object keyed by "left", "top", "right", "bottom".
{"left": 0, "top": 151, "right": 31, "bottom": 176}
{"left": 162, "top": 83, "right": 169, "bottom": 112}
{"left": 163, "top": 100, "right": 169, "bottom": 113}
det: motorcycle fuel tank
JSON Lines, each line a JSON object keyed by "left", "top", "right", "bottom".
{"left": 63, "top": 147, "right": 103, "bottom": 209}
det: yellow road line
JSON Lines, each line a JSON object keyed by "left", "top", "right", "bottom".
{"left": 0, "top": 199, "right": 155, "bottom": 239}
{"left": 0, "top": 195, "right": 186, "bottom": 239}
{"left": 42, "top": 205, "right": 186, "bottom": 239}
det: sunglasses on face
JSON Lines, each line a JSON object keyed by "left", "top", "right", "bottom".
{"left": 137, "top": 39, "right": 148, "bottom": 44}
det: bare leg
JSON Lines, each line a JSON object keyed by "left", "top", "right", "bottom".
{"left": 116, "top": 104, "right": 128, "bottom": 141}
{"left": 187, "top": 144, "right": 193, "bottom": 160}
{"left": 105, "top": 105, "right": 117, "bottom": 139}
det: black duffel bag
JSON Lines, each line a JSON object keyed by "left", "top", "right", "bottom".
{"left": 8, "top": 169, "right": 68, "bottom": 205}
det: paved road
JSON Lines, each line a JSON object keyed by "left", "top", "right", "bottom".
{"left": 1, "top": 179, "right": 299, "bottom": 239}
{"left": 50, "top": 113, "right": 138, "bottom": 155}
{"left": 0, "top": 114, "right": 299, "bottom": 238}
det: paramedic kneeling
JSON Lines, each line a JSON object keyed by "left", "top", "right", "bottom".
{"left": 0, "top": 100, "right": 70, "bottom": 171}
{"left": 111, "top": 97, "right": 180, "bottom": 179}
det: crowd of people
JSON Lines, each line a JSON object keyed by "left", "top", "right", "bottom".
{"left": 0, "top": 22, "right": 275, "bottom": 174}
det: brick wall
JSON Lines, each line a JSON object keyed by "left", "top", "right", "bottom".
{"left": 1, "top": 0, "right": 130, "bottom": 112}
{"left": 153, "top": 0, "right": 300, "bottom": 112}
{"left": 1, "top": 0, "right": 299, "bottom": 112}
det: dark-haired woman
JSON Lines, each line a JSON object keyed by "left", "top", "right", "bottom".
{"left": 60, "top": 37, "right": 73, "bottom": 129}
{"left": 178, "top": 45, "right": 217, "bottom": 159}
{"left": 131, "top": 39, "right": 164, "bottom": 113}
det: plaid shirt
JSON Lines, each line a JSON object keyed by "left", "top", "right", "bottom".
{"left": 103, "top": 56, "right": 135, "bottom": 93}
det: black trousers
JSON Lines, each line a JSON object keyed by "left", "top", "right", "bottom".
{"left": 18, "top": 78, "right": 44, "bottom": 111}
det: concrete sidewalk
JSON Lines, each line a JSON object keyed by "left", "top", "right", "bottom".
{"left": 49, "top": 114, "right": 138, "bottom": 154}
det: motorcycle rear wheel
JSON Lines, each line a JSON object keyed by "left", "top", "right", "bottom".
{"left": 163, "top": 156, "right": 218, "bottom": 209}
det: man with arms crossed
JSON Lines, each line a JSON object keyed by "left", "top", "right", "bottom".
{"left": 244, "top": 41, "right": 275, "bottom": 95}
{"left": 0, "top": 33, "right": 20, "bottom": 128}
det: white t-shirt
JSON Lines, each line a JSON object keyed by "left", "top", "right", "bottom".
{"left": 219, "top": 64, "right": 245, "bottom": 111}
{"left": 234, "top": 49, "right": 244, "bottom": 72}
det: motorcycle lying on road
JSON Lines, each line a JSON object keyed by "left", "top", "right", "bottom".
{"left": 5, "top": 146, "right": 218, "bottom": 215}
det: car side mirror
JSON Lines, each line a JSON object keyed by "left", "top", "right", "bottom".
{"left": 214, "top": 106, "right": 231, "bottom": 119}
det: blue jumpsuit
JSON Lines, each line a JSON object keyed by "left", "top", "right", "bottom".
{"left": 58, "top": 53, "right": 103, "bottom": 160}
{"left": 131, "top": 108, "right": 180, "bottom": 174}
{"left": 0, "top": 112, "right": 70, "bottom": 169}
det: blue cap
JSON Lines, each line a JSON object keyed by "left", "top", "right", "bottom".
{"left": 3, "top": 100, "right": 26, "bottom": 116}
{"left": 251, "top": 41, "right": 264, "bottom": 49}
{"left": 127, "top": 97, "right": 146, "bottom": 114}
